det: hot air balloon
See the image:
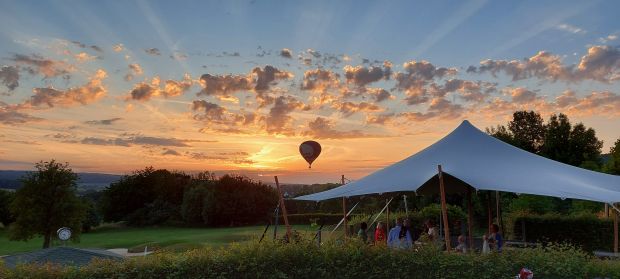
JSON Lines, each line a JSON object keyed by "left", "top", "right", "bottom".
{"left": 299, "top": 140, "right": 321, "bottom": 168}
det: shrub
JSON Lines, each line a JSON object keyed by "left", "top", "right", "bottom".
{"left": 2, "top": 241, "right": 620, "bottom": 278}
{"left": 506, "top": 212, "right": 614, "bottom": 252}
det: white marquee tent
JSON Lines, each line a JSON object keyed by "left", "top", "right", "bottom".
{"left": 296, "top": 120, "right": 620, "bottom": 203}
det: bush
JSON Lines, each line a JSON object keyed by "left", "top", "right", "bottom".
{"left": 506, "top": 212, "right": 614, "bottom": 252}
{"left": 2, "top": 241, "right": 620, "bottom": 278}
{"left": 277, "top": 213, "right": 362, "bottom": 226}
{"left": 349, "top": 204, "right": 467, "bottom": 235}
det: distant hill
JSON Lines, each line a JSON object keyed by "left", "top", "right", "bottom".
{"left": 0, "top": 170, "right": 121, "bottom": 191}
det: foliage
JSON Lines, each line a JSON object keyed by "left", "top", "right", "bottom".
{"left": 507, "top": 194, "right": 557, "bottom": 215}
{"left": 0, "top": 189, "right": 15, "bottom": 226}
{"left": 2, "top": 241, "right": 620, "bottom": 278}
{"left": 81, "top": 199, "right": 101, "bottom": 233}
{"left": 487, "top": 111, "right": 603, "bottom": 169}
{"left": 506, "top": 212, "right": 613, "bottom": 252}
{"left": 603, "top": 138, "right": 620, "bottom": 175}
{"left": 9, "top": 160, "right": 86, "bottom": 248}
{"left": 99, "top": 167, "right": 191, "bottom": 225}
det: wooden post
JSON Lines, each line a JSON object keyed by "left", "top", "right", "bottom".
{"left": 274, "top": 176, "right": 291, "bottom": 240}
{"left": 438, "top": 165, "right": 451, "bottom": 251}
{"left": 615, "top": 203, "right": 618, "bottom": 254}
{"left": 342, "top": 175, "right": 347, "bottom": 241}
{"left": 467, "top": 187, "right": 474, "bottom": 251}
{"left": 496, "top": 191, "right": 503, "bottom": 233}
{"left": 606, "top": 203, "right": 610, "bottom": 218}
{"left": 386, "top": 198, "right": 390, "bottom": 244}
{"left": 487, "top": 192, "right": 492, "bottom": 234}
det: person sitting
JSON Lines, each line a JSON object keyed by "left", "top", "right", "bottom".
{"left": 388, "top": 217, "right": 413, "bottom": 249}
{"left": 374, "top": 222, "right": 386, "bottom": 244}
{"left": 454, "top": 235, "right": 467, "bottom": 253}
{"left": 357, "top": 222, "right": 368, "bottom": 243}
{"left": 424, "top": 219, "right": 439, "bottom": 242}
{"left": 488, "top": 224, "right": 503, "bottom": 252}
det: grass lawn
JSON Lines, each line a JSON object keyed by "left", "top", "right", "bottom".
{"left": 0, "top": 223, "right": 327, "bottom": 255}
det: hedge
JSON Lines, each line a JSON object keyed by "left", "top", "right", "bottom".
{"left": 277, "top": 213, "right": 362, "bottom": 225}
{"left": 2, "top": 241, "right": 620, "bottom": 278}
{"left": 507, "top": 212, "right": 614, "bottom": 252}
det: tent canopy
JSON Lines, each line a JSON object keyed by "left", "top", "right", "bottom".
{"left": 296, "top": 120, "right": 620, "bottom": 203}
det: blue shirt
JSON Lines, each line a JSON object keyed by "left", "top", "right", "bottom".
{"left": 387, "top": 225, "right": 413, "bottom": 249}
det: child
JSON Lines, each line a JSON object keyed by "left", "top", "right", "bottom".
{"left": 374, "top": 222, "right": 386, "bottom": 244}
{"left": 454, "top": 235, "right": 467, "bottom": 253}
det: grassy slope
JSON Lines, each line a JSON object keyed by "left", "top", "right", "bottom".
{"left": 0, "top": 224, "right": 323, "bottom": 255}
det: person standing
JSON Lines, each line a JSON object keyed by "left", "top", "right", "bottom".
{"left": 374, "top": 222, "right": 386, "bottom": 244}
{"left": 357, "top": 222, "right": 368, "bottom": 243}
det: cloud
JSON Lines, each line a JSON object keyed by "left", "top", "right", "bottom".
{"left": 332, "top": 101, "right": 382, "bottom": 117}
{"left": 127, "top": 75, "right": 193, "bottom": 101}
{"left": 563, "top": 91, "right": 620, "bottom": 116}
{"left": 29, "top": 69, "right": 107, "bottom": 107}
{"left": 395, "top": 60, "right": 457, "bottom": 105}
{"left": 300, "top": 69, "right": 341, "bottom": 105}
{"left": 343, "top": 61, "right": 392, "bottom": 87}
{"left": 366, "top": 88, "right": 393, "bottom": 102}
{"left": 74, "top": 52, "right": 97, "bottom": 62}
{"left": 10, "top": 54, "right": 74, "bottom": 78}
{"left": 197, "top": 65, "right": 292, "bottom": 106}
{"left": 556, "top": 23, "right": 586, "bottom": 34}
{"left": 124, "top": 63, "right": 144, "bottom": 81}
{"left": 366, "top": 113, "right": 396, "bottom": 125}
{"left": 555, "top": 90, "right": 579, "bottom": 108}
{"left": 0, "top": 66, "right": 19, "bottom": 90}
{"left": 144, "top": 48, "right": 161, "bottom": 55}
{"left": 192, "top": 100, "right": 227, "bottom": 122}
{"left": 112, "top": 44, "right": 124, "bottom": 52}
{"left": 302, "top": 117, "right": 374, "bottom": 139}
{"left": 508, "top": 87, "right": 538, "bottom": 104}
{"left": 0, "top": 105, "right": 41, "bottom": 125}
{"left": 80, "top": 136, "right": 192, "bottom": 147}
{"left": 162, "top": 149, "right": 181, "bottom": 156}
{"left": 280, "top": 48, "right": 293, "bottom": 58}
{"left": 264, "top": 96, "right": 305, "bottom": 135}
{"left": 400, "top": 97, "right": 464, "bottom": 121}
{"left": 468, "top": 45, "right": 620, "bottom": 83}
{"left": 84, "top": 117, "right": 122, "bottom": 125}
{"left": 575, "top": 45, "right": 620, "bottom": 82}
{"left": 70, "top": 41, "right": 103, "bottom": 52}
{"left": 598, "top": 34, "right": 618, "bottom": 44}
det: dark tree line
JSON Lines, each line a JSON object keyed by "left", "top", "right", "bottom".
{"left": 99, "top": 168, "right": 278, "bottom": 227}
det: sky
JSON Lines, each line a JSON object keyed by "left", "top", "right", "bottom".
{"left": 0, "top": 0, "right": 619, "bottom": 184}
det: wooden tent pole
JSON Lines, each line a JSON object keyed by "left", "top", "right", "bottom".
{"left": 606, "top": 203, "right": 610, "bottom": 218}
{"left": 487, "top": 192, "right": 492, "bottom": 235}
{"left": 496, "top": 191, "right": 503, "bottom": 233}
{"left": 467, "top": 187, "right": 474, "bottom": 251}
{"left": 342, "top": 175, "right": 347, "bottom": 242}
{"left": 386, "top": 198, "right": 390, "bottom": 244}
{"left": 615, "top": 203, "right": 618, "bottom": 254}
{"left": 438, "top": 165, "right": 451, "bottom": 251}
{"left": 274, "top": 176, "right": 291, "bottom": 240}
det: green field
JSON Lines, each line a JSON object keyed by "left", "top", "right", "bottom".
{"left": 0, "top": 224, "right": 328, "bottom": 255}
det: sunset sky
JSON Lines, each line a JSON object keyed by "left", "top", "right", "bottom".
{"left": 1, "top": 0, "right": 619, "bottom": 184}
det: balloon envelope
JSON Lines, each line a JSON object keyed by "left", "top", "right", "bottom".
{"left": 299, "top": 141, "right": 321, "bottom": 168}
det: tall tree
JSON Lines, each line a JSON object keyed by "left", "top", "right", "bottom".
{"left": 0, "top": 189, "right": 15, "bottom": 227}
{"left": 508, "top": 111, "right": 545, "bottom": 154}
{"left": 604, "top": 139, "right": 620, "bottom": 175}
{"left": 569, "top": 123, "right": 603, "bottom": 168}
{"left": 9, "top": 160, "right": 86, "bottom": 248}
{"left": 541, "top": 114, "right": 572, "bottom": 163}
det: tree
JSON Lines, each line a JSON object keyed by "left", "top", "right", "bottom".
{"left": 569, "top": 123, "right": 603, "bottom": 168}
{"left": 508, "top": 111, "right": 545, "bottom": 154}
{"left": 9, "top": 160, "right": 86, "bottom": 248}
{"left": 0, "top": 189, "right": 15, "bottom": 227}
{"left": 541, "top": 114, "right": 572, "bottom": 163}
{"left": 604, "top": 139, "right": 620, "bottom": 175}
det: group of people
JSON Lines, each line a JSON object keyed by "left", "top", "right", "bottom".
{"left": 356, "top": 218, "right": 503, "bottom": 253}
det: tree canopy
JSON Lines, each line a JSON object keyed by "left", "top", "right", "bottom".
{"left": 9, "top": 160, "right": 86, "bottom": 248}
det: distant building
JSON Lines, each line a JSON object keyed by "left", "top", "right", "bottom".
{"left": 2, "top": 247, "right": 123, "bottom": 268}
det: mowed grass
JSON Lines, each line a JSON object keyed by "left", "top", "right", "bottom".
{"left": 0, "top": 224, "right": 326, "bottom": 255}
